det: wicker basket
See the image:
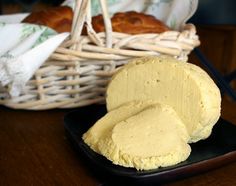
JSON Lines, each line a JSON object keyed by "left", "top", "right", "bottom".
{"left": 0, "top": 0, "right": 200, "bottom": 110}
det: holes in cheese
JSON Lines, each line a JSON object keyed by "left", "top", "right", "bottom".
{"left": 97, "top": 103, "right": 191, "bottom": 170}
{"left": 106, "top": 56, "right": 221, "bottom": 143}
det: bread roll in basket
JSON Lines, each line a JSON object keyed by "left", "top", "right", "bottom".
{"left": 1, "top": 0, "right": 200, "bottom": 110}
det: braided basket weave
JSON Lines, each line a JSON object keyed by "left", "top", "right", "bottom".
{"left": 1, "top": 0, "right": 200, "bottom": 110}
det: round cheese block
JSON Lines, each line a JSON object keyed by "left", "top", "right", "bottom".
{"left": 106, "top": 56, "right": 221, "bottom": 143}
{"left": 97, "top": 103, "right": 191, "bottom": 170}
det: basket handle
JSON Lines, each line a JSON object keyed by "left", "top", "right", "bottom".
{"left": 71, "top": 0, "right": 87, "bottom": 49}
{"left": 71, "top": 0, "right": 113, "bottom": 49}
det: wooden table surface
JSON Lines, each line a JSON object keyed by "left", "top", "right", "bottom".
{"left": 0, "top": 97, "right": 236, "bottom": 186}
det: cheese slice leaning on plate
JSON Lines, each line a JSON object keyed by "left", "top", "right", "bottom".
{"left": 106, "top": 56, "right": 221, "bottom": 143}
{"left": 97, "top": 103, "right": 191, "bottom": 170}
{"left": 83, "top": 100, "right": 165, "bottom": 153}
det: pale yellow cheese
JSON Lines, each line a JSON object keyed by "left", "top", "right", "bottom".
{"left": 82, "top": 100, "right": 162, "bottom": 153}
{"left": 97, "top": 103, "right": 191, "bottom": 170}
{"left": 106, "top": 56, "right": 221, "bottom": 143}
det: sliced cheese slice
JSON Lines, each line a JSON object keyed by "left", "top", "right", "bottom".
{"left": 106, "top": 56, "right": 221, "bottom": 142}
{"left": 97, "top": 103, "right": 191, "bottom": 170}
{"left": 82, "top": 100, "right": 162, "bottom": 153}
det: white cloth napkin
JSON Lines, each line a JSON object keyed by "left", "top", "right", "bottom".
{"left": 0, "top": 23, "right": 69, "bottom": 97}
{"left": 0, "top": 13, "right": 28, "bottom": 23}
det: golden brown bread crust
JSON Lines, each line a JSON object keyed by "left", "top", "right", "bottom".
{"left": 22, "top": 6, "right": 73, "bottom": 33}
{"left": 91, "top": 11, "right": 170, "bottom": 34}
{"left": 23, "top": 8, "right": 169, "bottom": 35}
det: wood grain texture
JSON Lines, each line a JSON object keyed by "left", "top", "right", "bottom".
{"left": 0, "top": 108, "right": 99, "bottom": 186}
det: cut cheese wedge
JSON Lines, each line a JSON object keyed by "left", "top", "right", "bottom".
{"left": 106, "top": 56, "right": 221, "bottom": 142}
{"left": 82, "top": 100, "right": 164, "bottom": 153}
{"left": 97, "top": 103, "right": 191, "bottom": 170}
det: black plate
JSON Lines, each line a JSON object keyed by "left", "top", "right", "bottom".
{"left": 64, "top": 104, "right": 236, "bottom": 185}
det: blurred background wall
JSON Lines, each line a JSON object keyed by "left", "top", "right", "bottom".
{"left": 0, "top": 0, "right": 64, "bottom": 13}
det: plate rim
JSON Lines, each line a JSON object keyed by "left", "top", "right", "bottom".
{"left": 64, "top": 105, "right": 236, "bottom": 183}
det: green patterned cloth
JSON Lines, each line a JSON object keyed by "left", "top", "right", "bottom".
{"left": 0, "top": 23, "right": 69, "bottom": 97}
{"left": 0, "top": 23, "right": 56, "bottom": 57}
